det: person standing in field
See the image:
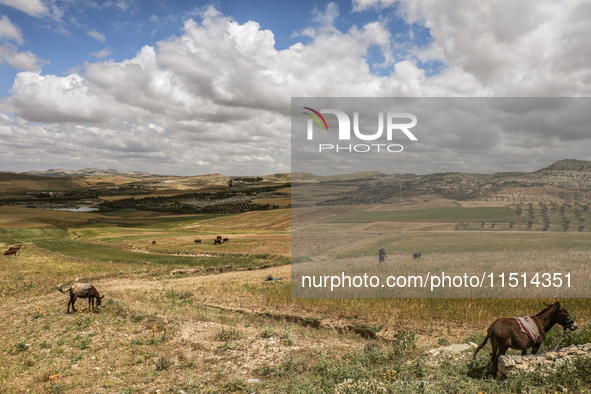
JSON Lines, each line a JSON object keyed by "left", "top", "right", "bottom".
{"left": 379, "top": 247, "right": 386, "bottom": 263}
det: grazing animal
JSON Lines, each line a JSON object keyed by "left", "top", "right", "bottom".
{"left": 4, "top": 249, "right": 17, "bottom": 257}
{"left": 222, "top": 238, "right": 229, "bottom": 243}
{"left": 194, "top": 239, "right": 201, "bottom": 244}
{"left": 213, "top": 239, "right": 222, "bottom": 245}
{"left": 9, "top": 244, "right": 21, "bottom": 251}
{"left": 413, "top": 252, "right": 421, "bottom": 259}
{"left": 57, "top": 283, "right": 105, "bottom": 314}
{"left": 152, "top": 240, "right": 156, "bottom": 245}
{"left": 473, "top": 302, "right": 577, "bottom": 376}
{"left": 216, "top": 235, "right": 222, "bottom": 240}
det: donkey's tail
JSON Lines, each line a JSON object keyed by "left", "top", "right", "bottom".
{"left": 473, "top": 332, "right": 492, "bottom": 359}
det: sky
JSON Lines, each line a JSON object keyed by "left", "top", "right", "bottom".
{"left": 0, "top": 0, "right": 590, "bottom": 176}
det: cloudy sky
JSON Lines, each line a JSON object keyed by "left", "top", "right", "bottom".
{"left": 0, "top": 0, "right": 590, "bottom": 176}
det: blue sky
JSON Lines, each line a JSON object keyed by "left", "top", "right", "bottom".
{"left": 0, "top": 0, "right": 436, "bottom": 95}
{"left": 0, "top": 0, "right": 590, "bottom": 175}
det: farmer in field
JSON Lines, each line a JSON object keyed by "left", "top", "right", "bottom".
{"left": 379, "top": 247, "right": 386, "bottom": 263}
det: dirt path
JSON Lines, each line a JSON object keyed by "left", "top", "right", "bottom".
{"left": 84, "top": 265, "right": 485, "bottom": 349}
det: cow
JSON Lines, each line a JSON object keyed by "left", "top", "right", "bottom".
{"left": 194, "top": 239, "right": 202, "bottom": 244}
{"left": 4, "top": 249, "right": 17, "bottom": 257}
{"left": 57, "top": 283, "right": 105, "bottom": 314}
{"left": 213, "top": 239, "right": 222, "bottom": 245}
{"left": 222, "top": 238, "right": 229, "bottom": 243}
{"left": 413, "top": 252, "right": 421, "bottom": 259}
{"left": 152, "top": 240, "right": 156, "bottom": 245}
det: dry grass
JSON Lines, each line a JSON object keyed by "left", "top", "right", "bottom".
{"left": 2, "top": 195, "right": 591, "bottom": 392}
{"left": 0, "top": 206, "right": 99, "bottom": 228}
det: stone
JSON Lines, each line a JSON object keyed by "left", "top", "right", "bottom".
{"left": 545, "top": 352, "right": 556, "bottom": 360}
{"left": 498, "top": 355, "right": 516, "bottom": 375}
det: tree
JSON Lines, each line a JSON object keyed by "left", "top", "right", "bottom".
{"left": 509, "top": 221, "right": 515, "bottom": 228}
{"left": 516, "top": 206, "right": 522, "bottom": 215}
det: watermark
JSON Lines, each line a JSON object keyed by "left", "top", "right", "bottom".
{"left": 291, "top": 97, "right": 591, "bottom": 298}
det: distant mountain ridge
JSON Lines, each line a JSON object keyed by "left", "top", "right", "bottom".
{"left": 7, "top": 159, "right": 591, "bottom": 180}
{"left": 17, "top": 168, "right": 161, "bottom": 178}
{"left": 536, "top": 159, "right": 591, "bottom": 172}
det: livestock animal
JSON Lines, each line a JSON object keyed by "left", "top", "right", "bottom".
{"left": 9, "top": 244, "right": 22, "bottom": 251}
{"left": 222, "top": 238, "right": 229, "bottom": 243}
{"left": 57, "top": 283, "right": 105, "bottom": 314}
{"left": 194, "top": 239, "right": 202, "bottom": 244}
{"left": 216, "top": 236, "right": 222, "bottom": 240}
{"left": 152, "top": 240, "right": 156, "bottom": 245}
{"left": 473, "top": 302, "right": 577, "bottom": 376}
{"left": 413, "top": 252, "right": 421, "bottom": 259}
{"left": 213, "top": 238, "right": 222, "bottom": 245}
{"left": 4, "top": 249, "right": 18, "bottom": 257}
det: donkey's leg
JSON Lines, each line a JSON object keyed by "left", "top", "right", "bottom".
{"left": 491, "top": 335, "right": 498, "bottom": 372}
{"left": 495, "top": 345, "right": 509, "bottom": 378}
{"left": 531, "top": 343, "right": 541, "bottom": 354}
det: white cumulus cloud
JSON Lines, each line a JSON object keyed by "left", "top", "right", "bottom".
{"left": 1, "top": 3, "right": 590, "bottom": 175}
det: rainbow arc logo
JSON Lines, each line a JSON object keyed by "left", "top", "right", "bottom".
{"left": 302, "top": 107, "right": 328, "bottom": 131}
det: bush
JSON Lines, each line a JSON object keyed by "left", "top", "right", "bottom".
{"left": 155, "top": 357, "right": 171, "bottom": 371}
{"left": 223, "top": 376, "right": 248, "bottom": 392}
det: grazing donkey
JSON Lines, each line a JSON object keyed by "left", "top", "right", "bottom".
{"left": 213, "top": 238, "right": 222, "bottom": 245}
{"left": 152, "top": 240, "right": 156, "bottom": 245}
{"left": 194, "top": 239, "right": 202, "bottom": 244}
{"left": 473, "top": 301, "right": 577, "bottom": 376}
{"left": 413, "top": 252, "right": 421, "bottom": 259}
{"left": 57, "top": 283, "right": 105, "bottom": 314}
{"left": 4, "top": 249, "right": 17, "bottom": 257}
{"left": 222, "top": 238, "right": 229, "bottom": 243}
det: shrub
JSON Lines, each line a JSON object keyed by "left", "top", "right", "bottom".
{"left": 155, "top": 357, "right": 171, "bottom": 371}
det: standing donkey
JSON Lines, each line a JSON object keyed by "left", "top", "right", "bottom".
{"left": 473, "top": 301, "right": 577, "bottom": 376}
{"left": 57, "top": 283, "right": 105, "bottom": 314}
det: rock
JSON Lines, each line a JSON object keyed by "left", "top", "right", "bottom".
{"left": 498, "top": 355, "right": 516, "bottom": 375}
{"left": 497, "top": 343, "right": 591, "bottom": 376}
{"left": 545, "top": 352, "right": 557, "bottom": 360}
{"left": 469, "top": 342, "right": 478, "bottom": 348}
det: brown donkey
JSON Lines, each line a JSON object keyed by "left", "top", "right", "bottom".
{"left": 473, "top": 302, "right": 577, "bottom": 376}
{"left": 57, "top": 283, "right": 105, "bottom": 314}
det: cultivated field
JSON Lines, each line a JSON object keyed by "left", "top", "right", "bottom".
{"left": 2, "top": 165, "right": 591, "bottom": 393}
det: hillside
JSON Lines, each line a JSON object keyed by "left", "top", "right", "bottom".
{"left": 537, "top": 159, "right": 591, "bottom": 172}
{"left": 295, "top": 159, "right": 591, "bottom": 205}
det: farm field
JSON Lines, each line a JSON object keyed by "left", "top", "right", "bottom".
{"left": 2, "top": 165, "right": 591, "bottom": 393}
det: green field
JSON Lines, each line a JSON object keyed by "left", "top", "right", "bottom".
{"left": 2, "top": 201, "right": 591, "bottom": 393}
{"left": 329, "top": 206, "right": 515, "bottom": 222}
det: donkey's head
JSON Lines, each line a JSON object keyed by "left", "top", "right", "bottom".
{"left": 96, "top": 295, "right": 105, "bottom": 310}
{"left": 546, "top": 302, "right": 577, "bottom": 331}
